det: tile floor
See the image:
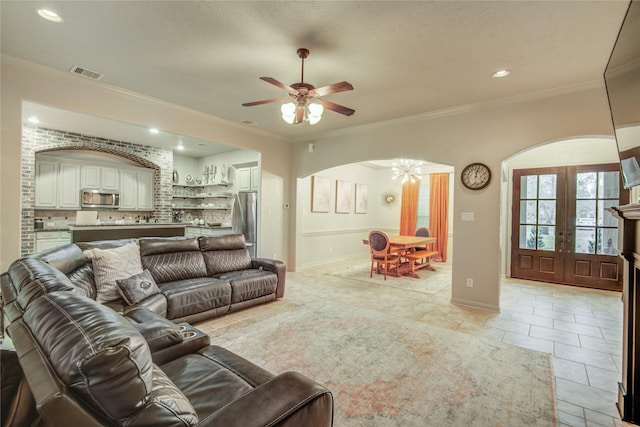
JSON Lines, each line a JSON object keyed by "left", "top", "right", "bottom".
{"left": 279, "top": 256, "right": 628, "bottom": 427}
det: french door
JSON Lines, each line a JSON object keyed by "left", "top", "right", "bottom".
{"left": 511, "top": 164, "right": 628, "bottom": 291}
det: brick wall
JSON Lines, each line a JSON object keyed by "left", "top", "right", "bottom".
{"left": 21, "top": 127, "right": 173, "bottom": 255}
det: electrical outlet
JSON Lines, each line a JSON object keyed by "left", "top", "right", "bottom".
{"left": 466, "top": 278, "right": 474, "bottom": 288}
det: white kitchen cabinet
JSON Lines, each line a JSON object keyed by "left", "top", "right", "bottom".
{"left": 81, "top": 166, "right": 119, "bottom": 190}
{"left": 35, "top": 160, "right": 58, "bottom": 208}
{"left": 250, "top": 166, "right": 260, "bottom": 191}
{"left": 35, "top": 160, "right": 80, "bottom": 209}
{"left": 119, "top": 168, "right": 154, "bottom": 211}
{"left": 137, "top": 170, "right": 154, "bottom": 210}
{"left": 35, "top": 230, "right": 71, "bottom": 253}
{"left": 58, "top": 163, "right": 81, "bottom": 209}
{"left": 236, "top": 167, "right": 251, "bottom": 192}
{"left": 236, "top": 166, "right": 260, "bottom": 192}
{"left": 119, "top": 169, "right": 137, "bottom": 210}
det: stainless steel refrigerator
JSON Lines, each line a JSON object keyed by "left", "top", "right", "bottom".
{"left": 233, "top": 192, "right": 257, "bottom": 257}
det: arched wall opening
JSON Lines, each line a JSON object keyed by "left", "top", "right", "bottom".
{"left": 294, "top": 158, "right": 454, "bottom": 270}
{"left": 21, "top": 126, "right": 172, "bottom": 255}
{"left": 499, "top": 136, "right": 622, "bottom": 286}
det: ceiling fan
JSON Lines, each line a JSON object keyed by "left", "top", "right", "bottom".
{"left": 242, "top": 48, "right": 355, "bottom": 125}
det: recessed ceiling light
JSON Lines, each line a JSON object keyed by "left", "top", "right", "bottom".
{"left": 37, "top": 9, "right": 63, "bottom": 23}
{"left": 149, "top": 128, "right": 159, "bottom": 134}
{"left": 27, "top": 116, "right": 40, "bottom": 124}
{"left": 492, "top": 69, "right": 511, "bottom": 78}
{"left": 176, "top": 144, "right": 185, "bottom": 151}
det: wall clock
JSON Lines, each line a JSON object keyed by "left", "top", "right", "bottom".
{"left": 461, "top": 163, "right": 491, "bottom": 190}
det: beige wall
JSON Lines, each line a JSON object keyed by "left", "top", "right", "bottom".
{"left": 0, "top": 55, "right": 291, "bottom": 270}
{"left": 1, "top": 54, "right": 620, "bottom": 312}
{"left": 290, "top": 84, "right": 616, "bottom": 311}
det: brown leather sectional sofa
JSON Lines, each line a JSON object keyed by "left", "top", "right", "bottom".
{"left": 0, "top": 235, "right": 334, "bottom": 426}
{"left": 3, "top": 234, "right": 286, "bottom": 324}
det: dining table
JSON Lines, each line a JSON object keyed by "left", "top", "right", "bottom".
{"left": 363, "top": 234, "right": 438, "bottom": 278}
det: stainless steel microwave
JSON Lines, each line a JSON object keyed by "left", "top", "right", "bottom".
{"left": 81, "top": 189, "right": 120, "bottom": 209}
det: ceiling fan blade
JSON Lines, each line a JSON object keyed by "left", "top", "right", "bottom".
{"left": 318, "top": 99, "right": 355, "bottom": 116}
{"left": 260, "top": 77, "right": 297, "bottom": 94}
{"left": 242, "top": 97, "right": 287, "bottom": 107}
{"left": 310, "top": 81, "right": 354, "bottom": 97}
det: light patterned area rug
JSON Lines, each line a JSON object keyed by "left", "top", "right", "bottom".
{"left": 333, "top": 260, "right": 452, "bottom": 295}
{"left": 209, "top": 299, "right": 557, "bottom": 426}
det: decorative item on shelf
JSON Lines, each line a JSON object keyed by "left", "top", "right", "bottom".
{"left": 381, "top": 190, "right": 399, "bottom": 207}
{"left": 212, "top": 164, "right": 217, "bottom": 184}
{"left": 195, "top": 177, "right": 202, "bottom": 184}
{"left": 221, "top": 164, "right": 227, "bottom": 183}
{"left": 172, "top": 169, "right": 179, "bottom": 184}
{"left": 203, "top": 165, "right": 209, "bottom": 184}
{"left": 185, "top": 174, "right": 193, "bottom": 184}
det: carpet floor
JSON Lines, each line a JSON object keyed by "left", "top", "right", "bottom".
{"left": 202, "top": 282, "right": 557, "bottom": 426}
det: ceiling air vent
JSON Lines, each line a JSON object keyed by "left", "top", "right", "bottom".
{"left": 69, "top": 65, "right": 103, "bottom": 80}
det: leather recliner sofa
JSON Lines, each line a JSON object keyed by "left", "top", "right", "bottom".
{"left": 7, "top": 290, "right": 334, "bottom": 426}
{"left": 1, "top": 234, "right": 286, "bottom": 325}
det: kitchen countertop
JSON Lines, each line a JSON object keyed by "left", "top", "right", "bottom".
{"left": 39, "top": 224, "right": 233, "bottom": 231}
{"left": 184, "top": 225, "right": 232, "bottom": 230}
{"left": 69, "top": 223, "right": 187, "bottom": 230}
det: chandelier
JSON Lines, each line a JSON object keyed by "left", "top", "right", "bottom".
{"left": 392, "top": 159, "right": 423, "bottom": 184}
{"left": 281, "top": 100, "right": 324, "bottom": 125}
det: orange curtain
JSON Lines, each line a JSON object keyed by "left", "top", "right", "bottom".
{"left": 429, "top": 173, "right": 449, "bottom": 262}
{"left": 399, "top": 180, "right": 420, "bottom": 235}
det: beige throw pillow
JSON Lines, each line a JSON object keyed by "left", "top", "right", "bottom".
{"left": 87, "top": 243, "right": 143, "bottom": 303}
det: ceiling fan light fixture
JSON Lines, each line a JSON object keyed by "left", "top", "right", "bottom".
{"left": 281, "top": 102, "right": 296, "bottom": 124}
{"left": 307, "top": 102, "right": 324, "bottom": 125}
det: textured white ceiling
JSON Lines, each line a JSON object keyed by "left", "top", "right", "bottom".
{"left": 1, "top": 1, "right": 630, "bottom": 154}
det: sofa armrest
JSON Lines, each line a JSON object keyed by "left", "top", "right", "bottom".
{"left": 125, "top": 308, "right": 210, "bottom": 364}
{"left": 199, "top": 371, "right": 333, "bottom": 427}
{"left": 122, "top": 292, "right": 168, "bottom": 318}
{"left": 251, "top": 258, "right": 286, "bottom": 299}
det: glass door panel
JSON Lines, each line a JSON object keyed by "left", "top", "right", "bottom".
{"left": 513, "top": 163, "right": 626, "bottom": 291}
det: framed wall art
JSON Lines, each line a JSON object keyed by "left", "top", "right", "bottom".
{"left": 335, "top": 180, "right": 352, "bottom": 214}
{"left": 311, "top": 175, "right": 331, "bottom": 213}
{"left": 355, "top": 183, "right": 368, "bottom": 214}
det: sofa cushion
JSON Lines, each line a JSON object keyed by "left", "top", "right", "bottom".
{"left": 84, "top": 242, "right": 143, "bottom": 303}
{"left": 8, "top": 258, "right": 76, "bottom": 312}
{"left": 158, "top": 278, "right": 231, "bottom": 320}
{"left": 200, "top": 235, "right": 252, "bottom": 275}
{"left": 66, "top": 264, "right": 96, "bottom": 300}
{"left": 34, "top": 243, "right": 87, "bottom": 275}
{"left": 140, "top": 238, "right": 208, "bottom": 283}
{"left": 219, "top": 269, "right": 278, "bottom": 303}
{"left": 161, "top": 350, "right": 260, "bottom": 420}
{"left": 123, "top": 368, "right": 198, "bottom": 426}
{"left": 22, "top": 292, "right": 198, "bottom": 425}
{"left": 22, "top": 292, "right": 153, "bottom": 421}
{"left": 117, "top": 269, "right": 161, "bottom": 305}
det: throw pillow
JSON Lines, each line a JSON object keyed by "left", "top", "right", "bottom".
{"left": 117, "top": 269, "right": 160, "bottom": 305}
{"left": 88, "top": 243, "right": 143, "bottom": 303}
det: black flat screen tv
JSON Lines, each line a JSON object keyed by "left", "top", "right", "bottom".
{"left": 605, "top": 0, "right": 640, "bottom": 189}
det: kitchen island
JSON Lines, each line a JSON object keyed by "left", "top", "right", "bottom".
{"left": 69, "top": 223, "right": 186, "bottom": 242}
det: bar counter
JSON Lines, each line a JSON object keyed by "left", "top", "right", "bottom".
{"left": 69, "top": 223, "right": 186, "bottom": 242}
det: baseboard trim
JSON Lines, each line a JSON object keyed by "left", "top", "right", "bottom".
{"left": 450, "top": 297, "right": 500, "bottom": 312}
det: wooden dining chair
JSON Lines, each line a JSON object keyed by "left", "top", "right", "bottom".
{"left": 413, "top": 227, "right": 435, "bottom": 265}
{"left": 368, "top": 230, "right": 400, "bottom": 280}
